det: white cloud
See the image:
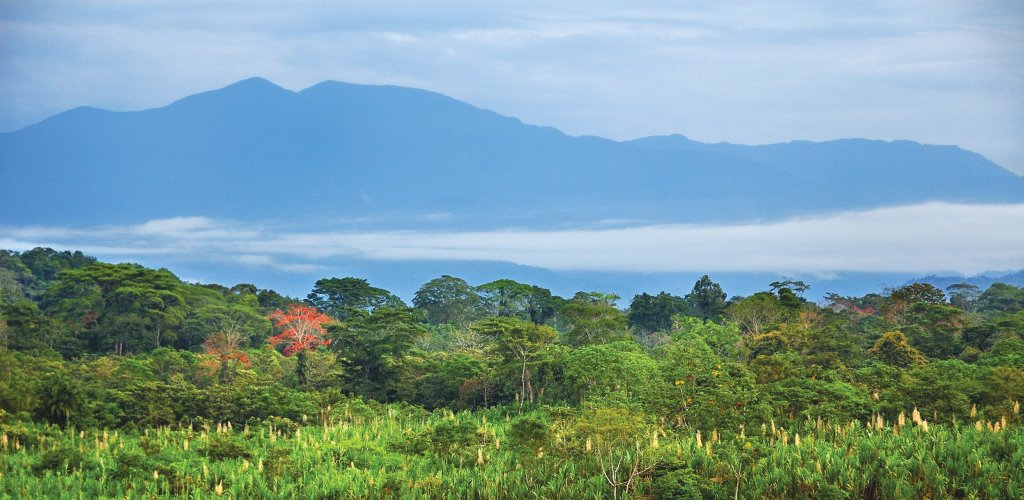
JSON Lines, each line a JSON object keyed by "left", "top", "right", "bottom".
{"left": 1, "top": 203, "right": 1021, "bottom": 275}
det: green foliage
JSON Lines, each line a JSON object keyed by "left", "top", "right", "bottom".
{"left": 563, "top": 341, "right": 661, "bottom": 407}
{"left": 305, "top": 277, "right": 404, "bottom": 320}
{"left": 685, "top": 275, "right": 728, "bottom": 321}
{"left": 558, "top": 297, "right": 629, "bottom": 346}
{"left": 729, "top": 291, "right": 787, "bottom": 336}
{"left": 652, "top": 467, "right": 703, "bottom": 500}
{"left": 869, "top": 331, "right": 928, "bottom": 367}
{"left": 37, "top": 372, "right": 84, "bottom": 427}
{"left": 423, "top": 419, "right": 479, "bottom": 456}
{"left": 413, "top": 275, "right": 482, "bottom": 327}
{"left": 507, "top": 413, "right": 552, "bottom": 453}
{"left": 200, "top": 433, "right": 252, "bottom": 461}
{"left": 33, "top": 447, "right": 92, "bottom": 474}
{"left": 3, "top": 251, "right": 1024, "bottom": 498}
{"left": 628, "top": 291, "right": 689, "bottom": 335}
{"left": 977, "top": 283, "right": 1024, "bottom": 314}
{"left": 329, "top": 307, "right": 426, "bottom": 401}
{"left": 472, "top": 316, "right": 557, "bottom": 407}
{"left": 671, "top": 315, "right": 742, "bottom": 359}
{"left": 475, "top": 279, "right": 529, "bottom": 319}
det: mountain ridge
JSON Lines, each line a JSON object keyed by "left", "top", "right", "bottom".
{"left": 2, "top": 77, "right": 1022, "bottom": 229}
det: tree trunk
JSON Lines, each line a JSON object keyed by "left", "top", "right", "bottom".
{"left": 519, "top": 355, "right": 527, "bottom": 411}
{"left": 296, "top": 350, "right": 308, "bottom": 387}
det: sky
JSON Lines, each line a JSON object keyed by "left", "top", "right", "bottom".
{"left": 2, "top": 0, "right": 1023, "bottom": 174}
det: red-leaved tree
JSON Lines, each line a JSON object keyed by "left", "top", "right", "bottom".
{"left": 267, "top": 305, "right": 332, "bottom": 385}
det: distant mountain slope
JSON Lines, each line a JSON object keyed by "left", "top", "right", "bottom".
{"left": 2, "top": 77, "right": 1022, "bottom": 228}
{"left": 904, "top": 271, "right": 1024, "bottom": 292}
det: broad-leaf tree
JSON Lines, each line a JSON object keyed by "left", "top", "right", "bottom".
{"left": 685, "top": 275, "right": 727, "bottom": 321}
{"left": 328, "top": 307, "right": 427, "bottom": 401}
{"left": 305, "top": 277, "right": 404, "bottom": 320}
{"left": 267, "top": 305, "right": 332, "bottom": 386}
{"left": 472, "top": 316, "right": 557, "bottom": 410}
{"left": 413, "top": 275, "right": 481, "bottom": 326}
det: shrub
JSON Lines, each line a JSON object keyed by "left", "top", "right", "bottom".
{"left": 200, "top": 434, "right": 250, "bottom": 461}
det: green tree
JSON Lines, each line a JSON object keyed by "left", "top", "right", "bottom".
{"left": 306, "top": 277, "right": 404, "bottom": 320}
{"left": 946, "top": 283, "right": 981, "bottom": 312}
{"left": 476, "top": 279, "right": 534, "bottom": 319}
{"left": 727, "top": 292, "right": 786, "bottom": 336}
{"left": 413, "top": 275, "right": 481, "bottom": 326}
{"left": 963, "top": 311, "right": 1024, "bottom": 350}
{"left": 472, "top": 316, "right": 557, "bottom": 410}
{"left": 900, "top": 302, "right": 965, "bottom": 359}
{"left": 884, "top": 283, "right": 946, "bottom": 325}
{"left": 38, "top": 372, "right": 84, "bottom": 427}
{"left": 563, "top": 341, "right": 661, "bottom": 406}
{"left": 558, "top": 295, "right": 629, "bottom": 346}
{"left": 627, "top": 292, "right": 688, "bottom": 334}
{"left": 42, "top": 263, "right": 187, "bottom": 355}
{"left": 868, "top": 331, "right": 927, "bottom": 367}
{"left": 685, "top": 275, "right": 727, "bottom": 321}
{"left": 328, "top": 308, "right": 427, "bottom": 401}
{"left": 524, "top": 286, "right": 565, "bottom": 325}
{"left": 977, "top": 283, "right": 1024, "bottom": 314}
{"left": 1, "top": 300, "right": 63, "bottom": 352}
{"left": 671, "top": 316, "right": 742, "bottom": 359}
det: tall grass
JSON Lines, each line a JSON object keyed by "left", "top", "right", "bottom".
{"left": 1, "top": 404, "right": 1020, "bottom": 498}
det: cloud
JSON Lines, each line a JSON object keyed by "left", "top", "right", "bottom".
{"left": 1, "top": 203, "right": 1021, "bottom": 275}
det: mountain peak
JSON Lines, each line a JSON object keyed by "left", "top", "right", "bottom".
{"left": 225, "top": 76, "right": 286, "bottom": 92}
{"left": 167, "top": 77, "right": 294, "bottom": 109}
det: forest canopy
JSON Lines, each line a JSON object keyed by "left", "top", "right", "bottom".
{"left": 1, "top": 247, "right": 1022, "bottom": 497}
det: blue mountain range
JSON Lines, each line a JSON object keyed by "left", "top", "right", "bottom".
{"left": 1, "top": 77, "right": 1021, "bottom": 300}
{"left": 3, "top": 77, "right": 1021, "bottom": 228}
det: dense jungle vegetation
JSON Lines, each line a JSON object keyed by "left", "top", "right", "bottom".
{"left": 1, "top": 248, "right": 1022, "bottom": 498}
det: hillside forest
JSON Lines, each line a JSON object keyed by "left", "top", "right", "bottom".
{"left": 1, "top": 247, "right": 1022, "bottom": 498}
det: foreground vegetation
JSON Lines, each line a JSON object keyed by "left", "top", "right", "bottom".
{"left": 3, "top": 405, "right": 1021, "bottom": 498}
{"left": 2, "top": 247, "right": 1024, "bottom": 497}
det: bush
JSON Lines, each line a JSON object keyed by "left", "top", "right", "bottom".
{"left": 423, "top": 420, "right": 478, "bottom": 457}
{"left": 652, "top": 468, "right": 704, "bottom": 500}
{"left": 507, "top": 413, "right": 552, "bottom": 454}
{"left": 33, "top": 447, "right": 91, "bottom": 473}
{"left": 200, "top": 434, "right": 250, "bottom": 461}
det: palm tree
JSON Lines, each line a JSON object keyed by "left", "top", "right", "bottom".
{"left": 39, "top": 372, "right": 84, "bottom": 427}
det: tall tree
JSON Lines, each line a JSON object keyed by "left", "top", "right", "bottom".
{"left": 685, "top": 275, "right": 727, "bottom": 321}
{"left": 977, "top": 283, "right": 1024, "bottom": 314}
{"left": 328, "top": 308, "right": 427, "bottom": 400}
{"left": 884, "top": 283, "right": 946, "bottom": 324}
{"left": 204, "top": 327, "right": 251, "bottom": 383}
{"left": 305, "top": 277, "right": 404, "bottom": 320}
{"left": 472, "top": 316, "right": 557, "bottom": 410}
{"left": 524, "top": 286, "right": 564, "bottom": 325}
{"left": 413, "top": 275, "right": 481, "bottom": 326}
{"left": 868, "top": 331, "right": 927, "bottom": 367}
{"left": 267, "top": 305, "right": 332, "bottom": 386}
{"left": 476, "top": 279, "right": 534, "bottom": 319}
{"left": 628, "top": 292, "right": 689, "bottom": 334}
{"left": 728, "top": 292, "right": 786, "bottom": 337}
{"left": 559, "top": 295, "right": 629, "bottom": 346}
{"left": 946, "top": 283, "right": 981, "bottom": 313}
{"left": 41, "top": 263, "right": 186, "bottom": 355}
